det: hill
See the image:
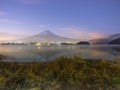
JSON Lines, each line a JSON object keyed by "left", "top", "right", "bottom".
{"left": 109, "top": 38, "right": 120, "bottom": 44}
{"left": 90, "top": 34, "right": 120, "bottom": 44}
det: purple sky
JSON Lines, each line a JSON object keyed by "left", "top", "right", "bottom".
{"left": 0, "top": 0, "right": 120, "bottom": 40}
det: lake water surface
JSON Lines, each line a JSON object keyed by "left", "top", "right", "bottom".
{"left": 0, "top": 45, "right": 120, "bottom": 62}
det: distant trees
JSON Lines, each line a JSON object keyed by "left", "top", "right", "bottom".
{"left": 77, "top": 41, "right": 90, "bottom": 45}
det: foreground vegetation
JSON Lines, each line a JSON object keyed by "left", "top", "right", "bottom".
{"left": 0, "top": 56, "right": 120, "bottom": 90}
{"left": 0, "top": 55, "right": 9, "bottom": 60}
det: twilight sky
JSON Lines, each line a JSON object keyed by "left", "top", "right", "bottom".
{"left": 0, "top": 0, "right": 120, "bottom": 40}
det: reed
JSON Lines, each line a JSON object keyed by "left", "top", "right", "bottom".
{"left": 0, "top": 56, "right": 120, "bottom": 90}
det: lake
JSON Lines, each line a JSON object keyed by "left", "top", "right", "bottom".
{"left": 0, "top": 45, "right": 120, "bottom": 62}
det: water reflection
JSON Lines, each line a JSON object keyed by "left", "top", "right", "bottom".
{"left": 0, "top": 45, "right": 120, "bottom": 62}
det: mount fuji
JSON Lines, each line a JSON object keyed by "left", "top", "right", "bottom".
{"left": 11, "top": 30, "right": 78, "bottom": 43}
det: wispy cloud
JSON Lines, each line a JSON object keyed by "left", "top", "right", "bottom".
{"left": 57, "top": 27, "right": 109, "bottom": 40}
{"left": 0, "top": 32, "right": 28, "bottom": 41}
{"left": 0, "top": 19, "right": 20, "bottom": 24}
{"left": 0, "top": 11, "right": 5, "bottom": 16}
{"left": 18, "top": 0, "right": 42, "bottom": 4}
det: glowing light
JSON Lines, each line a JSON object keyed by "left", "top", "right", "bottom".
{"left": 35, "top": 43, "right": 42, "bottom": 46}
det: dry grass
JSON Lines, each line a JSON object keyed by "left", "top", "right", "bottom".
{"left": 0, "top": 56, "right": 120, "bottom": 90}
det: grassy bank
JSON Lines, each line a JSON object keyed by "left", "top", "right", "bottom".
{"left": 0, "top": 56, "right": 120, "bottom": 90}
{"left": 0, "top": 55, "right": 9, "bottom": 60}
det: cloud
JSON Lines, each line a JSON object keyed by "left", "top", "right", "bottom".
{"left": 57, "top": 27, "right": 109, "bottom": 40}
{"left": 0, "top": 32, "right": 28, "bottom": 41}
{"left": 0, "top": 19, "right": 20, "bottom": 24}
{"left": 18, "top": 0, "right": 42, "bottom": 4}
{"left": 90, "top": 33, "right": 108, "bottom": 39}
{"left": 0, "top": 11, "right": 5, "bottom": 16}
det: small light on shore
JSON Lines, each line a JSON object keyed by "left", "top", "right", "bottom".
{"left": 35, "top": 43, "right": 41, "bottom": 46}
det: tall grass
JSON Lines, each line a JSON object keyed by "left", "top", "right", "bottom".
{"left": 0, "top": 55, "right": 8, "bottom": 60}
{"left": 0, "top": 56, "right": 120, "bottom": 90}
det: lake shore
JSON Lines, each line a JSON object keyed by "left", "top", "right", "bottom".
{"left": 0, "top": 56, "right": 120, "bottom": 90}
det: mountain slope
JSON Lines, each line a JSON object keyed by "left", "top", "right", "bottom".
{"left": 109, "top": 38, "right": 120, "bottom": 44}
{"left": 11, "top": 30, "right": 78, "bottom": 43}
{"left": 90, "top": 34, "right": 120, "bottom": 44}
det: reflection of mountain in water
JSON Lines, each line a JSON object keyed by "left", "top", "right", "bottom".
{"left": 0, "top": 45, "right": 120, "bottom": 62}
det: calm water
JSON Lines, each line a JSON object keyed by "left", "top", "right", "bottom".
{"left": 0, "top": 45, "right": 120, "bottom": 62}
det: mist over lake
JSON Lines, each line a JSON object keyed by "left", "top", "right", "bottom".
{"left": 0, "top": 45, "right": 120, "bottom": 62}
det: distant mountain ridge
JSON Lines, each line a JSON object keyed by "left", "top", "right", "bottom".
{"left": 109, "top": 38, "right": 120, "bottom": 44}
{"left": 10, "top": 30, "right": 78, "bottom": 43}
{"left": 90, "top": 34, "right": 120, "bottom": 44}
{"left": 1, "top": 31, "right": 120, "bottom": 44}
